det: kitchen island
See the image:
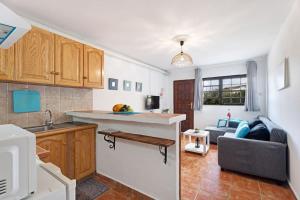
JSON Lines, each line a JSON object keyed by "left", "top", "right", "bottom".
{"left": 66, "top": 111, "right": 186, "bottom": 200}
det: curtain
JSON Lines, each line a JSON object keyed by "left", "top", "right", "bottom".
{"left": 194, "top": 68, "right": 203, "bottom": 111}
{"left": 245, "top": 61, "right": 259, "bottom": 111}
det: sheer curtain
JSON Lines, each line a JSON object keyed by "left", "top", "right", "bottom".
{"left": 194, "top": 68, "right": 203, "bottom": 111}
{"left": 245, "top": 61, "right": 259, "bottom": 111}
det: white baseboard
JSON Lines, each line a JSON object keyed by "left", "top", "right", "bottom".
{"left": 288, "top": 179, "right": 299, "bottom": 200}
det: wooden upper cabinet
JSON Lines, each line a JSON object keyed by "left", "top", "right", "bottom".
{"left": 75, "top": 128, "right": 95, "bottom": 179}
{"left": 83, "top": 45, "right": 104, "bottom": 88}
{"left": 0, "top": 46, "right": 14, "bottom": 81}
{"left": 15, "top": 26, "right": 55, "bottom": 84}
{"left": 55, "top": 35, "right": 84, "bottom": 87}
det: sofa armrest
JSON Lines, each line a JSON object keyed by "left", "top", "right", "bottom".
{"left": 217, "top": 136, "right": 287, "bottom": 181}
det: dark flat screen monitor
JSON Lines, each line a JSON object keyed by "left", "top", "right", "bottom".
{"left": 145, "top": 95, "right": 160, "bottom": 110}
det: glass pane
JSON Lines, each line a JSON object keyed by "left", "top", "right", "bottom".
{"left": 231, "top": 91, "right": 241, "bottom": 97}
{"left": 223, "top": 79, "right": 231, "bottom": 85}
{"left": 231, "top": 85, "right": 241, "bottom": 91}
{"left": 241, "top": 90, "right": 246, "bottom": 97}
{"left": 203, "top": 87, "right": 210, "bottom": 91}
{"left": 241, "top": 98, "right": 245, "bottom": 104}
{"left": 203, "top": 80, "right": 210, "bottom": 86}
{"left": 211, "top": 79, "right": 219, "bottom": 86}
{"left": 241, "top": 85, "right": 246, "bottom": 90}
{"left": 222, "top": 92, "right": 230, "bottom": 97}
{"left": 241, "top": 77, "right": 247, "bottom": 84}
{"left": 222, "top": 98, "right": 231, "bottom": 104}
{"left": 211, "top": 91, "right": 219, "bottom": 98}
{"left": 232, "top": 78, "right": 240, "bottom": 85}
{"left": 211, "top": 86, "right": 219, "bottom": 91}
{"left": 222, "top": 84, "right": 231, "bottom": 91}
{"left": 232, "top": 98, "right": 241, "bottom": 104}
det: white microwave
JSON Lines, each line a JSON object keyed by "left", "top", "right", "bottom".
{"left": 0, "top": 124, "right": 37, "bottom": 200}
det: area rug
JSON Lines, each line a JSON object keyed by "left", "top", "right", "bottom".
{"left": 76, "top": 177, "right": 109, "bottom": 200}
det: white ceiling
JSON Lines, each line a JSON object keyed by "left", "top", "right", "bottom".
{"left": 1, "top": 0, "right": 295, "bottom": 70}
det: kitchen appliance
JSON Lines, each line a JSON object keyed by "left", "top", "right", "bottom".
{"left": 0, "top": 124, "right": 37, "bottom": 200}
{"left": 25, "top": 162, "right": 76, "bottom": 200}
{"left": 145, "top": 95, "right": 160, "bottom": 110}
{"left": 0, "top": 3, "right": 31, "bottom": 48}
{"left": 0, "top": 124, "right": 76, "bottom": 200}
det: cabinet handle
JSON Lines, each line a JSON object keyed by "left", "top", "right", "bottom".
{"left": 54, "top": 72, "right": 60, "bottom": 75}
{"left": 50, "top": 71, "right": 56, "bottom": 75}
{"left": 83, "top": 76, "right": 88, "bottom": 79}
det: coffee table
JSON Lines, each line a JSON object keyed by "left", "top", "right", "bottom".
{"left": 183, "top": 129, "right": 210, "bottom": 155}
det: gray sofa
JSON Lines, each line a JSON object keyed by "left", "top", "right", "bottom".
{"left": 205, "top": 126, "right": 236, "bottom": 143}
{"left": 217, "top": 116, "right": 287, "bottom": 181}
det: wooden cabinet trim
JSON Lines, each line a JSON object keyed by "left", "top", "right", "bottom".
{"left": 0, "top": 46, "right": 14, "bottom": 81}
{"left": 83, "top": 45, "right": 104, "bottom": 88}
{"left": 54, "top": 35, "right": 84, "bottom": 87}
{"left": 15, "top": 26, "right": 55, "bottom": 84}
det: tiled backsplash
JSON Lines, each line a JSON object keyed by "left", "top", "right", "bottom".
{"left": 0, "top": 82, "right": 93, "bottom": 127}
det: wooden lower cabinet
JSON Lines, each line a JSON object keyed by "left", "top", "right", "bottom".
{"left": 36, "top": 126, "right": 96, "bottom": 180}
{"left": 36, "top": 133, "right": 68, "bottom": 175}
{"left": 75, "top": 128, "right": 96, "bottom": 179}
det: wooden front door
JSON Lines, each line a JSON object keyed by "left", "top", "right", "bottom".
{"left": 174, "top": 79, "right": 194, "bottom": 132}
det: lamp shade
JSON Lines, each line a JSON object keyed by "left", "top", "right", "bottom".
{"left": 171, "top": 52, "right": 193, "bottom": 67}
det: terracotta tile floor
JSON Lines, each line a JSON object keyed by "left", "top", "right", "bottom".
{"left": 95, "top": 174, "right": 152, "bottom": 200}
{"left": 181, "top": 137, "right": 296, "bottom": 200}
{"left": 93, "top": 137, "right": 296, "bottom": 200}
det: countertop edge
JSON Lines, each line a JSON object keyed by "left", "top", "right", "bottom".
{"left": 65, "top": 111, "right": 186, "bottom": 125}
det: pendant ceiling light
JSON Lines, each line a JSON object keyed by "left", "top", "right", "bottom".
{"left": 171, "top": 40, "right": 193, "bottom": 67}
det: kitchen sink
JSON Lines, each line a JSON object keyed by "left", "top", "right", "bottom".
{"left": 25, "top": 122, "right": 82, "bottom": 133}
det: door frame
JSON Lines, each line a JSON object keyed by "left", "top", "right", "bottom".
{"left": 173, "top": 79, "right": 195, "bottom": 131}
{"left": 173, "top": 79, "right": 195, "bottom": 200}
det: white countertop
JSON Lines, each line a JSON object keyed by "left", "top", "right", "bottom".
{"left": 65, "top": 110, "right": 186, "bottom": 125}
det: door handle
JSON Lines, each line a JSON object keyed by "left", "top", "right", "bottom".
{"left": 189, "top": 102, "right": 193, "bottom": 110}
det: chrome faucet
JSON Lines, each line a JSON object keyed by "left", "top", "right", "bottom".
{"left": 44, "top": 109, "right": 53, "bottom": 127}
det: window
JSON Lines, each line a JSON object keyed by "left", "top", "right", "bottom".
{"left": 203, "top": 75, "right": 247, "bottom": 105}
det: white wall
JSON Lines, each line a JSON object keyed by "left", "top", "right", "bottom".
{"left": 93, "top": 54, "right": 168, "bottom": 112}
{"left": 267, "top": 0, "right": 300, "bottom": 198}
{"left": 167, "top": 56, "right": 268, "bottom": 129}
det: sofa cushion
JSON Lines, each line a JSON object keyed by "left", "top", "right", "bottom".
{"left": 246, "top": 123, "right": 270, "bottom": 141}
{"left": 259, "top": 116, "right": 287, "bottom": 144}
{"left": 228, "top": 119, "right": 241, "bottom": 128}
{"left": 248, "top": 119, "right": 263, "bottom": 129}
{"left": 224, "top": 132, "right": 235, "bottom": 138}
{"left": 235, "top": 122, "right": 250, "bottom": 138}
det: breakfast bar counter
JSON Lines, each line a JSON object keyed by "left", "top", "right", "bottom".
{"left": 66, "top": 110, "right": 186, "bottom": 200}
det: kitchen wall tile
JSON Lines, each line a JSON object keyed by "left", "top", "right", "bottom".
{"left": 7, "top": 113, "right": 29, "bottom": 127}
{"left": 45, "top": 86, "right": 60, "bottom": 98}
{"left": 0, "top": 83, "right": 93, "bottom": 127}
{"left": 28, "top": 112, "right": 44, "bottom": 127}
{"left": 0, "top": 97, "right": 7, "bottom": 124}
{"left": 8, "top": 83, "right": 28, "bottom": 91}
{"left": 0, "top": 83, "right": 8, "bottom": 98}
{"left": 60, "top": 87, "right": 73, "bottom": 98}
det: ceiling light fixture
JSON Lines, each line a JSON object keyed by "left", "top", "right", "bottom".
{"left": 171, "top": 40, "right": 193, "bottom": 67}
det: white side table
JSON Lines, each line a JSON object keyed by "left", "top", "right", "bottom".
{"left": 183, "top": 129, "right": 210, "bottom": 155}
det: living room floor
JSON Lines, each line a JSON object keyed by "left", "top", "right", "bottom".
{"left": 181, "top": 136, "right": 296, "bottom": 200}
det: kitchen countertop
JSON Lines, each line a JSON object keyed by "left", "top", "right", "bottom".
{"left": 26, "top": 122, "right": 97, "bottom": 137}
{"left": 66, "top": 110, "right": 186, "bottom": 125}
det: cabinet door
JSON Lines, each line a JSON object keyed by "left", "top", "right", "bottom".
{"left": 0, "top": 46, "right": 14, "bottom": 81}
{"left": 83, "top": 45, "right": 104, "bottom": 88}
{"left": 75, "top": 128, "right": 95, "bottom": 179}
{"left": 36, "top": 133, "right": 68, "bottom": 176}
{"left": 15, "top": 26, "right": 55, "bottom": 84}
{"left": 55, "top": 35, "right": 83, "bottom": 87}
